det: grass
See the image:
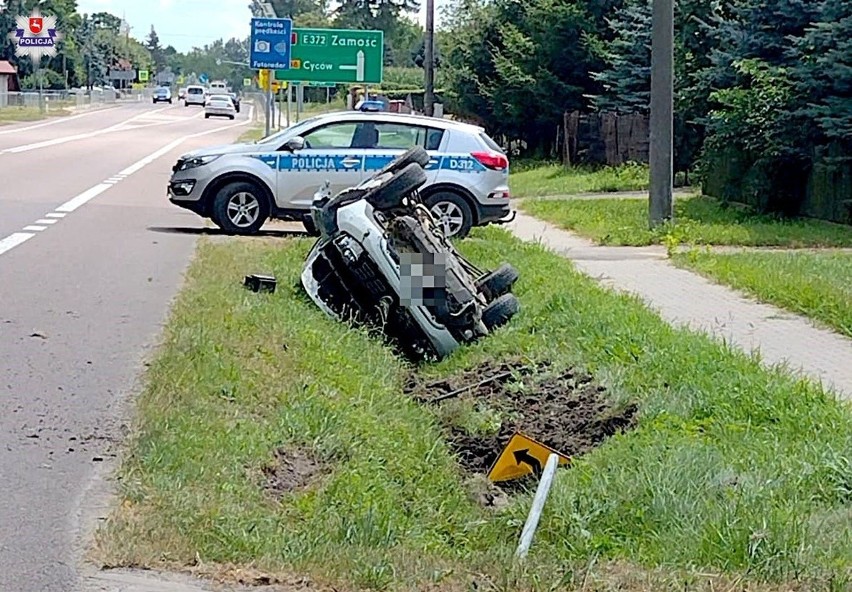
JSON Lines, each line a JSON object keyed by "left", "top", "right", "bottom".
{"left": 237, "top": 126, "right": 266, "bottom": 143}
{"left": 520, "top": 196, "right": 852, "bottom": 247}
{"left": 95, "top": 230, "right": 852, "bottom": 591}
{"left": 510, "top": 162, "right": 650, "bottom": 198}
{"left": 0, "top": 105, "right": 68, "bottom": 123}
{"left": 674, "top": 250, "right": 852, "bottom": 338}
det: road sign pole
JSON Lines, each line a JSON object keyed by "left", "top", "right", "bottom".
{"left": 515, "top": 453, "right": 559, "bottom": 560}
{"left": 264, "top": 70, "right": 272, "bottom": 136}
{"left": 287, "top": 84, "right": 292, "bottom": 126}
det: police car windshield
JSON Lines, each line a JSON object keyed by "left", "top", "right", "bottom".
{"left": 254, "top": 115, "right": 327, "bottom": 145}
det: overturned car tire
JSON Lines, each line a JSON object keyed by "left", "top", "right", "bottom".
{"left": 363, "top": 163, "right": 427, "bottom": 210}
{"left": 476, "top": 263, "right": 519, "bottom": 302}
{"left": 482, "top": 293, "right": 520, "bottom": 331}
{"left": 378, "top": 146, "right": 431, "bottom": 177}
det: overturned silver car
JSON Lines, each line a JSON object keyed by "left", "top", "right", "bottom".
{"left": 300, "top": 147, "right": 521, "bottom": 361}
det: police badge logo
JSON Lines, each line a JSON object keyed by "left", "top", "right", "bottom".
{"left": 7, "top": 9, "right": 63, "bottom": 63}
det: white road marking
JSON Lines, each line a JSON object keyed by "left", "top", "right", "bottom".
{"left": 23, "top": 226, "right": 46, "bottom": 232}
{"left": 0, "top": 233, "right": 35, "bottom": 256}
{"left": 0, "top": 106, "right": 120, "bottom": 136}
{"left": 0, "top": 108, "right": 255, "bottom": 258}
{"left": 55, "top": 184, "right": 112, "bottom": 213}
{"left": 0, "top": 107, "right": 194, "bottom": 155}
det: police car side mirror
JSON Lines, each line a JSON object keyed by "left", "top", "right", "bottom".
{"left": 283, "top": 137, "right": 305, "bottom": 152}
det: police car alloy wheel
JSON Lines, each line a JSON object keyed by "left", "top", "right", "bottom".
{"left": 427, "top": 193, "right": 473, "bottom": 239}
{"left": 212, "top": 182, "right": 268, "bottom": 234}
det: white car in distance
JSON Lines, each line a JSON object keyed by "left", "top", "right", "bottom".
{"left": 184, "top": 85, "right": 206, "bottom": 107}
{"left": 204, "top": 94, "right": 236, "bottom": 120}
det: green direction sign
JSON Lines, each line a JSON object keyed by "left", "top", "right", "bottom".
{"left": 275, "top": 28, "right": 383, "bottom": 84}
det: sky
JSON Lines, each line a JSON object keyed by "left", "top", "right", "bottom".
{"left": 76, "top": 0, "right": 450, "bottom": 53}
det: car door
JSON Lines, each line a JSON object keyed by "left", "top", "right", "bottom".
{"left": 277, "top": 121, "right": 369, "bottom": 208}
{"left": 362, "top": 122, "right": 446, "bottom": 182}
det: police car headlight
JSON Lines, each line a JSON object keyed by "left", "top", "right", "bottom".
{"left": 178, "top": 155, "right": 221, "bottom": 171}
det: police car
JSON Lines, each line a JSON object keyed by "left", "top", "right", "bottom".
{"left": 167, "top": 111, "right": 513, "bottom": 238}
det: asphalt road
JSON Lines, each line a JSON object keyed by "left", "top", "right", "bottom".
{"left": 0, "top": 100, "right": 256, "bottom": 592}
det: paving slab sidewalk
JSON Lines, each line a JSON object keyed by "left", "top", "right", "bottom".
{"left": 508, "top": 212, "right": 852, "bottom": 400}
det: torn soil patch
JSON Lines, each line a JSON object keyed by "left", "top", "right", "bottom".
{"left": 404, "top": 358, "right": 639, "bottom": 477}
{"left": 260, "top": 447, "right": 327, "bottom": 498}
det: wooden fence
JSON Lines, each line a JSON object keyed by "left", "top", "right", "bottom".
{"left": 561, "top": 111, "right": 650, "bottom": 167}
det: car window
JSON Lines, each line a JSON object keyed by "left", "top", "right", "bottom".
{"left": 302, "top": 122, "right": 360, "bottom": 149}
{"left": 426, "top": 129, "right": 445, "bottom": 150}
{"left": 479, "top": 132, "right": 506, "bottom": 154}
{"left": 188, "top": 88, "right": 203, "bottom": 94}
{"left": 373, "top": 123, "right": 444, "bottom": 150}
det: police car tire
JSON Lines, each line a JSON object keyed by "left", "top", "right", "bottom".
{"left": 363, "top": 164, "right": 427, "bottom": 210}
{"left": 378, "top": 146, "right": 431, "bottom": 177}
{"left": 482, "top": 293, "right": 521, "bottom": 332}
{"left": 212, "top": 182, "right": 269, "bottom": 235}
{"left": 425, "top": 192, "right": 473, "bottom": 239}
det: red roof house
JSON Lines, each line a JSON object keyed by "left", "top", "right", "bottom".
{"left": 0, "top": 60, "right": 21, "bottom": 93}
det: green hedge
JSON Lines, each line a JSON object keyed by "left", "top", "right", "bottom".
{"left": 702, "top": 143, "right": 852, "bottom": 225}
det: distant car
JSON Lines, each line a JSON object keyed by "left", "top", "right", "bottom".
{"left": 153, "top": 87, "right": 172, "bottom": 104}
{"left": 204, "top": 94, "right": 236, "bottom": 120}
{"left": 227, "top": 92, "right": 241, "bottom": 113}
{"left": 184, "top": 85, "right": 206, "bottom": 106}
{"left": 356, "top": 100, "right": 385, "bottom": 112}
{"left": 178, "top": 87, "right": 187, "bottom": 100}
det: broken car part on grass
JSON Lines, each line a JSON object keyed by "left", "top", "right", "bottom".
{"left": 300, "top": 146, "right": 521, "bottom": 361}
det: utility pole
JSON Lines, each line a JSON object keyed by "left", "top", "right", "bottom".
{"left": 423, "top": 0, "right": 435, "bottom": 117}
{"left": 648, "top": 0, "right": 674, "bottom": 228}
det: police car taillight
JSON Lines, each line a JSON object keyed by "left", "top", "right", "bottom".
{"left": 471, "top": 151, "right": 509, "bottom": 171}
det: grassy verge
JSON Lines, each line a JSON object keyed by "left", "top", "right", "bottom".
{"left": 520, "top": 196, "right": 852, "bottom": 247}
{"left": 510, "top": 162, "right": 649, "bottom": 198}
{"left": 0, "top": 105, "right": 67, "bottom": 123}
{"left": 96, "top": 231, "right": 852, "bottom": 590}
{"left": 674, "top": 250, "right": 852, "bottom": 338}
{"left": 237, "top": 126, "right": 265, "bottom": 143}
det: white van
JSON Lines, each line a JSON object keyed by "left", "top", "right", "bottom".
{"left": 209, "top": 81, "right": 228, "bottom": 93}
{"left": 184, "top": 85, "right": 206, "bottom": 106}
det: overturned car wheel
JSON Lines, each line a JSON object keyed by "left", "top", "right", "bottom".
{"left": 378, "top": 146, "right": 431, "bottom": 177}
{"left": 482, "top": 293, "right": 520, "bottom": 331}
{"left": 476, "top": 263, "right": 519, "bottom": 302}
{"left": 363, "top": 163, "right": 427, "bottom": 210}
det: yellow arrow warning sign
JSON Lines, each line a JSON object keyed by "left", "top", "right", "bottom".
{"left": 487, "top": 432, "right": 570, "bottom": 483}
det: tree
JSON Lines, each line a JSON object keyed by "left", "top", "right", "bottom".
{"left": 145, "top": 26, "right": 167, "bottom": 72}
{"left": 334, "top": 0, "right": 421, "bottom": 65}
{"left": 444, "top": 0, "right": 608, "bottom": 155}
{"left": 590, "top": 0, "right": 650, "bottom": 114}
{"left": 698, "top": 0, "right": 824, "bottom": 213}
{"left": 790, "top": 0, "right": 852, "bottom": 146}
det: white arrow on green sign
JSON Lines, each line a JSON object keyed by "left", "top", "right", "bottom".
{"left": 275, "top": 28, "right": 383, "bottom": 85}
